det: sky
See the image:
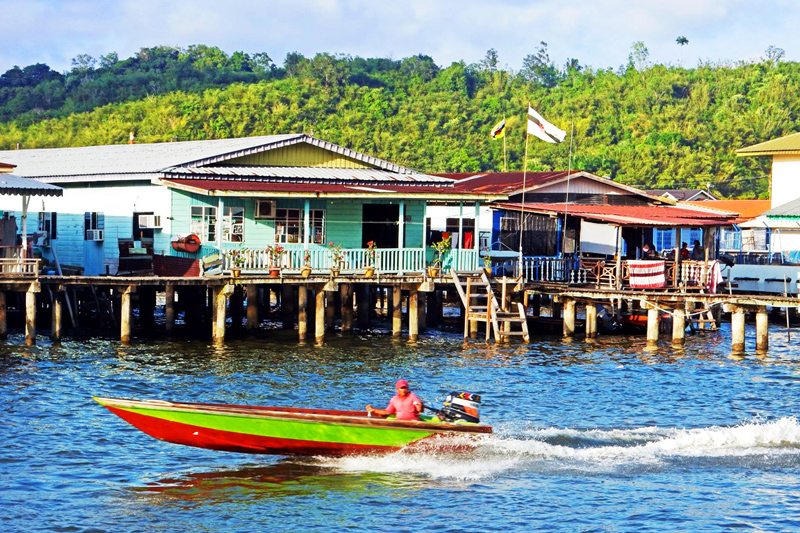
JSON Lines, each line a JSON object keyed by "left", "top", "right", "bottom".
{"left": 0, "top": 0, "right": 798, "bottom": 74}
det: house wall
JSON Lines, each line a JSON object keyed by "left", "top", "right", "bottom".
{"left": 771, "top": 155, "right": 800, "bottom": 209}
{"left": 0, "top": 182, "right": 171, "bottom": 275}
{"left": 226, "top": 144, "right": 370, "bottom": 168}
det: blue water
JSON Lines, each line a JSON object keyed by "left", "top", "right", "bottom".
{"left": 3, "top": 324, "right": 800, "bottom": 533}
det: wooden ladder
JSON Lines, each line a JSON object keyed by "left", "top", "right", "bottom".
{"left": 451, "top": 270, "right": 530, "bottom": 343}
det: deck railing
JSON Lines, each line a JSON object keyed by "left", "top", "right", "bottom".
{"left": 218, "top": 246, "right": 478, "bottom": 275}
{"left": 520, "top": 256, "right": 583, "bottom": 283}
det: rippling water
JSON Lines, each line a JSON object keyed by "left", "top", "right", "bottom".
{"left": 3, "top": 324, "right": 800, "bottom": 532}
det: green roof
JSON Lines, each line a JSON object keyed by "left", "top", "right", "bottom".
{"left": 737, "top": 131, "right": 800, "bottom": 156}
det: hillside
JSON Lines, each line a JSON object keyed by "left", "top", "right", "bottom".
{"left": 1, "top": 45, "right": 798, "bottom": 199}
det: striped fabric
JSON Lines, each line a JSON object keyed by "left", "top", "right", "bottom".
{"left": 628, "top": 260, "right": 666, "bottom": 289}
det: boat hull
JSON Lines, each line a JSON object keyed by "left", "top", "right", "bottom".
{"left": 95, "top": 397, "right": 492, "bottom": 456}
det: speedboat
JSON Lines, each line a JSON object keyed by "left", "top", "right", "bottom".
{"left": 94, "top": 392, "right": 491, "bottom": 456}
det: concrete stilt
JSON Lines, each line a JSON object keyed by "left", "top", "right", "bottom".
{"left": 298, "top": 285, "right": 308, "bottom": 341}
{"left": 246, "top": 284, "right": 259, "bottom": 332}
{"left": 120, "top": 285, "right": 133, "bottom": 345}
{"left": 392, "top": 286, "right": 402, "bottom": 337}
{"left": 671, "top": 307, "right": 685, "bottom": 346}
{"left": 25, "top": 289, "right": 36, "bottom": 345}
{"left": 165, "top": 283, "right": 175, "bottom": 336}
{"left": 212, "top": 285, "right": 228, "bottom": 343}
{"left": 0, "top": 291, "right": 7, "bottom": 339}
{"left": 409, "top": 288, "right": 419, "bottom": 341}
{"left": 646, "top": 305, "right": 660, "bottom": 345}
{"left": 563, "top": 298, "right": 576, "bottom": 338}
{"left": 340, "top": 284, "right": 354, "bottom": 333}
{"left": 756, "top": 305, "right": 768, "bottom": 353}
{"left": 731, "top": 305, "right": 746, "bottom": 354}
{"left": 51, "top": 290, "right": 62, "bottom": 342}
{"left": 585, "top": 303, "right": 597, "bottom": 339}
{"left": 315, "top": 289, "right": 326, "bottom": 342}
{"left": 326, "top": 287, "right": 336, "bottom": 332}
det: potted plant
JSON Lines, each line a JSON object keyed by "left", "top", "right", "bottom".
{"left": 301, "top": 249, "right": 312, "bottom": 278}
{"left": 364, "top": 240, "right": 377, "bottom": 278}
{"left": 229, "top": 247, "right": 246, "bottom": 277}
{"left": 482, "top": 247, "right": 493, "bottom": 277}
{"left": 328, "top": 242, "right": 344, "bottom": 276}
{"left": 429, "top": 234, "right": 451, "bottom": 278}
{"left": 268, "top": 245, "right": 285, "bottom": 277}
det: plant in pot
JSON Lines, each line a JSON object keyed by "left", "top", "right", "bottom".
{"left": 229, "top": 247, "right": 246, "bottom": 277}
{"left": 482, "top": 247, "right": 493, "bottom": 276}
{"left": 328, "top": 242, "right": 344, "bottom": 276}
{"left": 301, "top": 249, "right": 312, "bottom": 278}
{"left": 429, "top": 234, "right": 451, "bottom": 278}
{"left": 268, "top": 245, "right": 285, "bottom": 277}
{"left": 364, "top": 240, "right": 377, "bottom": 278}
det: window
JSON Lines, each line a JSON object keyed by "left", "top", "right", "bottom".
{"left": 38, "top": 212, "right": 57, "bottom": 240}
{"left": 275, "top": 208, "right": 325, "bottom": 244}
{"left": 190, "top": 205, "right": 217, "bottom": 243}
{"left": 222, "top": 206, "right": 244, "bottom": 243}
{"left": 84, "top": 212, "right": 104, "bottom": 240}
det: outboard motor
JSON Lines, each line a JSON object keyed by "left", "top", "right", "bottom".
{"left": 440, "top": 392, "right": 482, "bottom": 424}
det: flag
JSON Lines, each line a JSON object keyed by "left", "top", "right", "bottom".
{"left": 527, "top": 106, "right": 566, "bottom": 143}
{"left": 490, "top": 118, "right": 506, "bottom": 140}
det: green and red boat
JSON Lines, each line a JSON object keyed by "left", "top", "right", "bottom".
{"left": 94, "top": 393, "right": 492, "bottom": 456}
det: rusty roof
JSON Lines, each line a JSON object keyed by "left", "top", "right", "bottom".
{"left": 736, "top": 131, "right": 800, "bottom": 156}
{"left": 685, "top": 200, "right": 771, "bottom": 221}
{"left": 495, "top": 202, "right": 736, "bottom": 227}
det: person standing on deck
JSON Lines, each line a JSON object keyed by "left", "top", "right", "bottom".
{"left": 366, "top": 379, "right": 423, "bottom": 421}
{"left": 691, "top": 240, "right": 704, "bottom": 260}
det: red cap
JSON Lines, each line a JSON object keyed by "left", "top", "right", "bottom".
{"left": 395, "top": 379, "right": 409, "bottom": 389}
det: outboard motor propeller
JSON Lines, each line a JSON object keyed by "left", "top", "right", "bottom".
{"left": 439, "top": 392, "right": 482, "bottom": 424}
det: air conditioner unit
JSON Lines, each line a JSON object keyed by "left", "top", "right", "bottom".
{"left": 138, "top": 214, "right": 162, "bottom": 229}
{"left": 86, "top": 229, "right": 104, "bottom": 241}
{"left": 255, "top": 200, "right": 276, "bottom": 219}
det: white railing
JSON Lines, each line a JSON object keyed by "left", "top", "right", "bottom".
{"left": 0, "top": 257, "right": 39, "bottom": 277}
{"left": 520, "top": 256, "right": 580, "bottom": 283}
{"left": 219, "top": 246, "right": 478, "bottom": 275}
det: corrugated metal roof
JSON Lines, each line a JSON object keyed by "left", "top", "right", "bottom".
{"left": 0, "top": 134, "right": 421, "bottom": 180}
{"left": 436, "top": 171, "right": 669, "bottom": 203}
{"left": 0, "top": 173, "right": 63, "bottom": 196}
{"left": 685, "top": 200, "right": 771, "bottom": 220}
{"left": 162, "top": 166, "right": 454, "bottom": 183}
{"left": 736, "top": 131, "right": 800, "bottom": 156}
{"left": 160, "top": 178, "right": 501, "bottom": 199}
{"left": 763, "top": 197, "right": 800, "bottom": 218}
{"left": 495, "top": 202, "right": 736, "bottom": 227}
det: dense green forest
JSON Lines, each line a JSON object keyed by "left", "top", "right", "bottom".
{"left": 1, "top": 43, "right": 798, "bottom": 199}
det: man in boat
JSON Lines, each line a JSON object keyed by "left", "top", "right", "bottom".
{"left": 365, "top": 379, "right": 423, "bottom": 421}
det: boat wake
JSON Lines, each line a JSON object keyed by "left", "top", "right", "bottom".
{"left": 316, "top": 417, "right": 800, "bottom": 480}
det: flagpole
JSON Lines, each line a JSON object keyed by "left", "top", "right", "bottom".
{"left": 561, "top": 119, "right": 575, "bottom": 257}
{"left": 519, "top": 117, "right": 530, "bottom": 277}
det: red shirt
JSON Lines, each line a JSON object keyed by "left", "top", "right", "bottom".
{"left": 385, "top": 392, "right": 422, "bottom": 421}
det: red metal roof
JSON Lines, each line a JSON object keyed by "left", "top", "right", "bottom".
{"left": 685, "top": 200, "right": 771, "bottom": 221}
{"left": 437, "top": 171, "right": 570, "bottom": 194}
{"left": 160, "top": 178, "right": 498, "bottom": 198}
{"left": 496, "top": 202, "right": 737, "bottom": 227}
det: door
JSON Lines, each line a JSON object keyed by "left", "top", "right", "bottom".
{"left": 362, "top": 204, "right": 399, "bottom": 248}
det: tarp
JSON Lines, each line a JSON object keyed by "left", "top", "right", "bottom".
{"left": 580, "top": 220, "right": 617, "bottom": 256}
{"left": 628, "top": 260, "right": 666, "bottom": 289}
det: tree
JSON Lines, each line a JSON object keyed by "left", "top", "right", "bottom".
{"left": 521, "top": 42, "right": 560, "bottom": 87}
{"left": 676, "top": 36, "right": 689, "bottom": 46}
{"left": 764, "top": 45, "right": 785, "bottom": 65}
{"left": 479, "top": 48, "right": 499, "bottom": 72}
{"left": 628, "top": 41, "right": 650, "bottom": 71}
{"left": 99, "top": 52, "right": 119, "bottom": 69}
{"left": 71, "top": 54, "right": 96, "bottom": 73}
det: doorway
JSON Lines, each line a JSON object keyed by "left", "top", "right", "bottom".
{"left": 362, "top": 204, "right": 399, "bottom": 248}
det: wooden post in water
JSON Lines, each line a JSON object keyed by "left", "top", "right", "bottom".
{"left": 418, "top": 292, "right": 427, "bottom": 333}
{"left": 756, "top": 305, "right": 769, "bottom": 353}
{"left": 646, "top": 304, "right": 660, "bottom": 345}
{"left": 315, "top": 288, "right": 326, "bottom": 343}
{"left": 51, "top": 289, "right": 62, "bottom": 342}
{"left": 212, "top": 285, "right": 228, "bottom": 343}
{"left": 585, "top": 302, "right": 597, "bottom": 339}
{"left": 230, "top": 285, "right": 244, "bottom": 332}
{"left": 0, "top": 291, "right": 7, "bottom": 339}
{"left": 120, "top": 285, "right": 134, "bottom": 345}
{"left": 246, "top": 284, "right": 259, "bottom": 332}
{"left": 563, "top": 298, "right": 576, "bottom": 338}
{"left": 165, "top": 283, "right": 175, "bottom": 336}
{"left": 325, "top": 287, "right": 336, "bottom": 332}
{"left": 731, "top": 305, "right": 746, "bottom": 354}
{"left": 392, "top": 285, "right": 402, "bottom": 337}
{"left": 25, "top": 288, "right": 36, "bottom": 345}
{"left": 409, "top": 287, "right": 419, "bottom": 341}
{"left": 298, "top": 285, "right": 308, "bottom": 341}
{"left": 340, "top": 283, "right": 354, "bottom": 334}
{"left": 671, "top": 306, "right": 686, "bottom": 346}
{"left": 281, "top": 285, "right": 294, "bottom": 330}
{"left": 356, "top": 285, "right": 370, "bottom": 329}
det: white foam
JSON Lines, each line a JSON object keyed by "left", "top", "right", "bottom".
{"left": 315, "top": 417, "right": 800, "bottom": 480}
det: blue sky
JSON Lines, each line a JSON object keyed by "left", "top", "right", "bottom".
{"left": 1, "top": 0, "right": 797, "bottom": 73}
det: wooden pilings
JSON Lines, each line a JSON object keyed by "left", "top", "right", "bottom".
{"left": 756, "top": 306, "right": 769, "bottom": 353}
{"left": 562, "top": 298, "right": 576, "bottom": 338}
{"left": 646, "top": 305, "right": 659, "bottom": 345}
{"left": 585, "top": 303, "right": 597, "bottom": 339}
